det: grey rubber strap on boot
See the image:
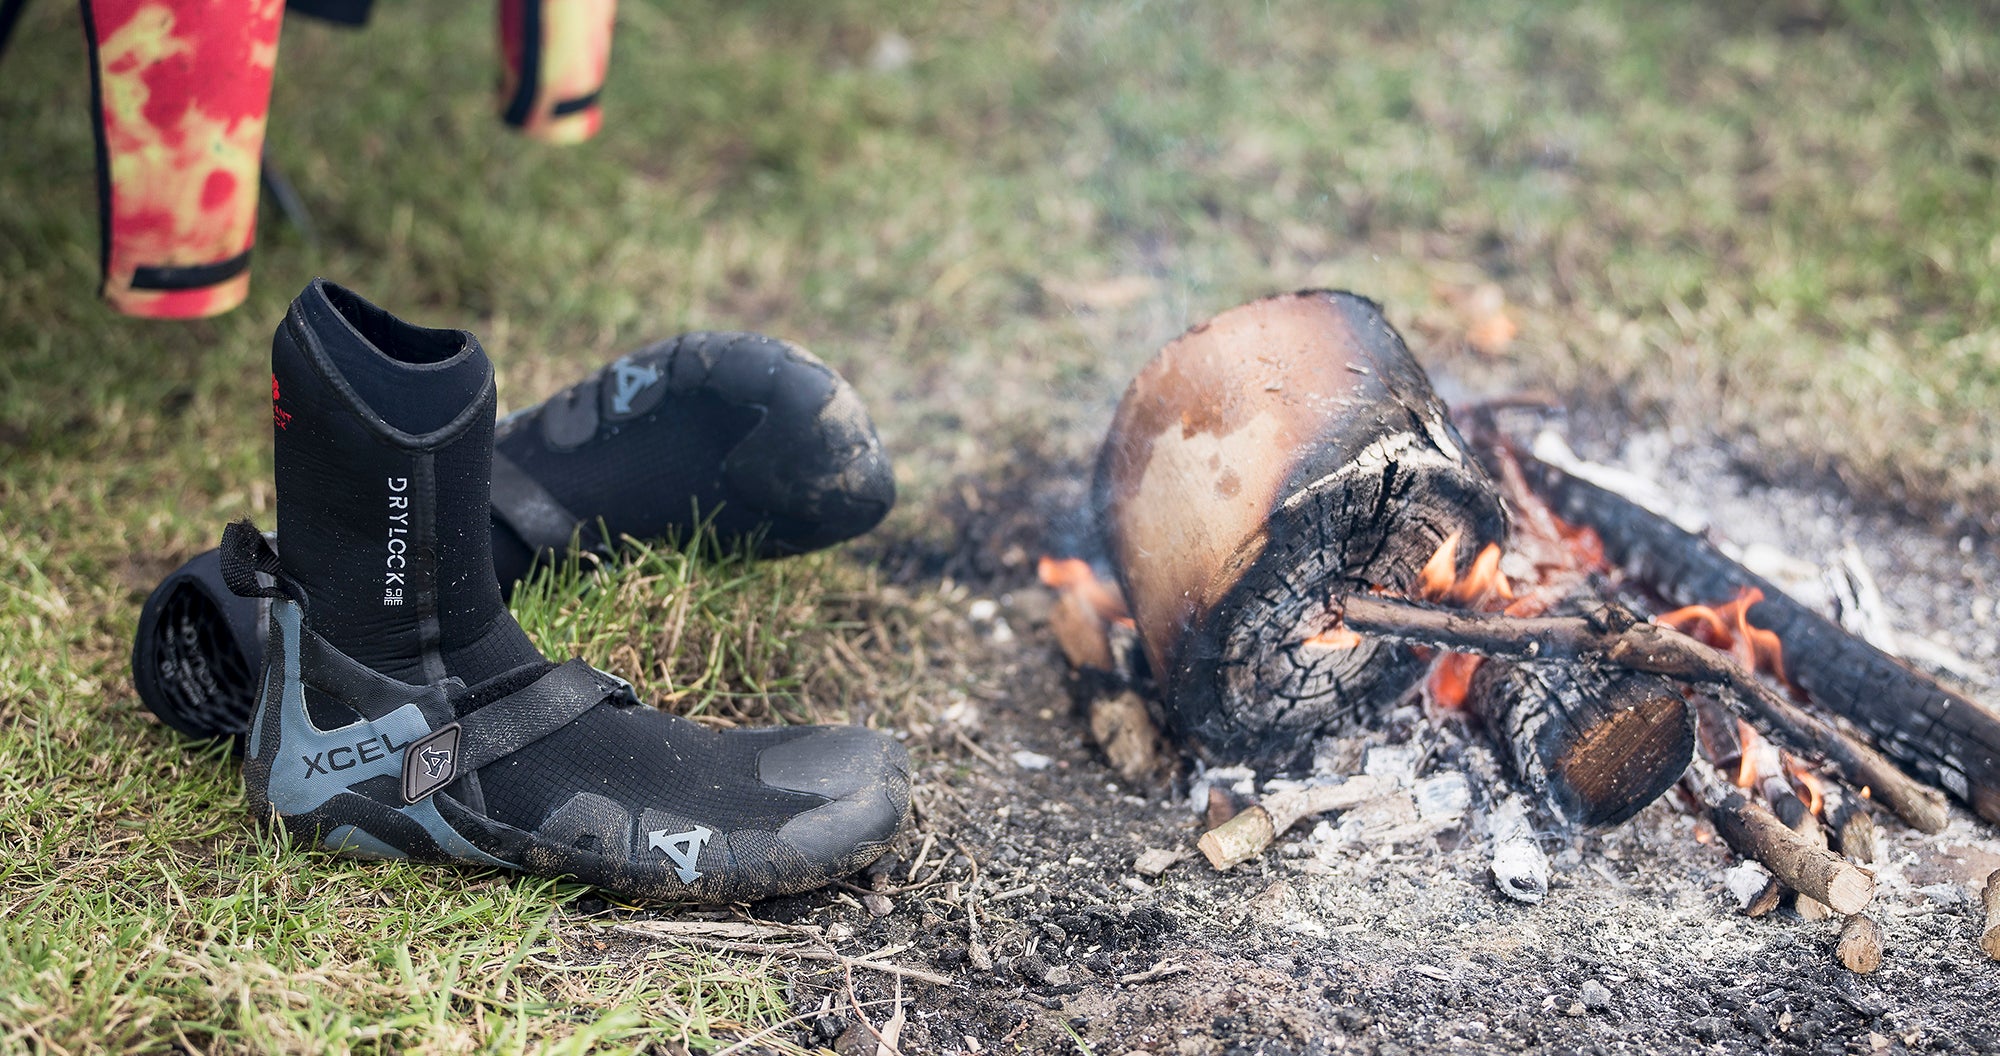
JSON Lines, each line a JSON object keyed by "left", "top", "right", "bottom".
{"left": 489, "top": 452, "right": 585, "bottom": 555}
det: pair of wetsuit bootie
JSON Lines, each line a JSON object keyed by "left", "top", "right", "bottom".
{"left": 140, "top": 280, "right": 910, "bottom": 902}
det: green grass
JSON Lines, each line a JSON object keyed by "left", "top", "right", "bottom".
{"left": 4, "top": 0, "right": 1999, "bottom": 1050}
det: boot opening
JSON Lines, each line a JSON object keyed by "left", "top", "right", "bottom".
{"left": 147, "top": 580, "right": 257, "bottom": 739}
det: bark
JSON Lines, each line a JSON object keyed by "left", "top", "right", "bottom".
{"left": 1467, "top": 659, "right": 1694, "bottom": 829}
{"left": 1094, "top": 290, "right": 1506, "bottom": 767}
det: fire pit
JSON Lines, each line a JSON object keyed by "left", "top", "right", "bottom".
{"left": 1045, "top": 289, "right": 2000, "bottom": 975}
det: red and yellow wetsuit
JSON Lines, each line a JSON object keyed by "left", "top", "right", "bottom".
{"left": 76, "top": 0, "right": 615, "bottom": 319}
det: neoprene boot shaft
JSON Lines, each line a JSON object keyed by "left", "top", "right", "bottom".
{"left": 273, "top": 281, "right": 540, "bottom": 687}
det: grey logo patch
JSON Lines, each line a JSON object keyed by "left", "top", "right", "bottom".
{"left": 647, "top": 825, "right": 712, "bottom": 884}
{"left": 608, "top": 359, "right": 662, "bottom": 416}
{"left": 402, "top": 723, "right": 461, "bottom": 803}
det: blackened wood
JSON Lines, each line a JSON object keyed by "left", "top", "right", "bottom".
{"left": 1468, "top": 659, "right": 1693, "bottom": 829}
{"left": 1824, "top": 787, "right": 1877, "bottom": 863}
{"left": 1094, "top": 290, "right": 1506, "bottom": 767}
{"left": 1514, "top": 451, "right": 2000, "bottom": 826}
{"left": 1336, "top": 594, "right": 1950, "bottom": 831}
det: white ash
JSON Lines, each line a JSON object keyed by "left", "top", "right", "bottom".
{"left": 1011, "top": 749, "right": 1053, "bottom": 771}
{"left": 1724, "top": 860, "right": 1776, "bottom": 910}
{"left": 1486, "top": 794, "right": 1550, "bottom": 904}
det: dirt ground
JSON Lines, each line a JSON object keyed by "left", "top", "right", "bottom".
{"left": 567, "top": 411, "right": 2000, "bottom": 1056}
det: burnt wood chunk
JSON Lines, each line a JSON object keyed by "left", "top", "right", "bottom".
{"left": 1468, "top": 660, "right": 1694, "bottom": 829}
{"left": 1517, "top": 452, "right": 2000, "bottom": 825}
{"left": 1094, "top": 290, "right": 1505, "bottom": 767}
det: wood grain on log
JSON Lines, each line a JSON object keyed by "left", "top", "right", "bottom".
{"left": 1468, "top": 655, "right": 1694, "bottom": 829}
{"left": 1095, "top": 290, "right": 1506, "bottom": 767}
{"left": 1513, "top": 451, "right": 2000, "bottom": 826}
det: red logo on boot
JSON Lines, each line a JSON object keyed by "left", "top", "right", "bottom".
{"left": 272, "top": 374, "right": 292, "bottom": 431}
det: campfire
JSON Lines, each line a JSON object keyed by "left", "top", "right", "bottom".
{"left": 1042, "top": 290, "right": 2000, "bottom": 975}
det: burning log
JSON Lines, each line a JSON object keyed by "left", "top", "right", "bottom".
{"left": 1687, "top": 761, "right": 1875, "bottom": 916}
{"left": 1837, "top": 914, "right": 1885, "bottom": 974}
{"left": 1510, "top": 449, "right": 2000, "bottom": 826}
{"left": 1467, "top": 656, "right": 1693, "bottom": 829}
{"left": 1094, "top": 290, "right": 1506, "bottom": 768}
{"left": 1335, "top": 594, "right": 1950, "bottom": 833}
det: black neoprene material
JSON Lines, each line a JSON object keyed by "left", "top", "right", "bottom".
{"left": 134, "top": 322, "right": 895, "bottom": 748}
{"left": 273, "top": 279, "right": 540, "bottom": 688}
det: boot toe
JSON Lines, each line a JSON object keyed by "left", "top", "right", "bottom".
{"left": 759, "top": 725, "right": 911, "bottom": 875}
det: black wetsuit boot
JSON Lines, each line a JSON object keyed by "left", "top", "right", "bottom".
{"left": 224, "top": 281, "right": 908, "bottom": 901}
{"left": 134, "top": 308, "right": 895, "bottom": 746}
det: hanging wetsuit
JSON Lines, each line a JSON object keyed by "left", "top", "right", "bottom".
{"left": 74, "top": 0, "right": 617, "bottom": 319}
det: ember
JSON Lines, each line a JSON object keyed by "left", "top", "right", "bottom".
{"left": 1036, "top": 556, "right": 1131, "bottom": 626}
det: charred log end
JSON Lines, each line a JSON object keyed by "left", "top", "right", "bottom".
{"left": 1471, "top": 662, "right": 1694, "bottom": 830}
{"left": 1552, "top": 688, "right": 1696, "bottom": 829}
{"left": 1095, "top": 289, "right": 1507, "bottom": 769}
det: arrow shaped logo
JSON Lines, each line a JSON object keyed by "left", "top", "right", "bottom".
{"left": 648, "top": 824, "right": 713, "bottom": 884}
{"left": 609, "top": 360, "right": 662, "bottom": 416}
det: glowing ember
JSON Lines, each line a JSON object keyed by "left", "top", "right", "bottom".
{"left": 1416, "top": 531, "right": 1515, "bottom": 606}
{"left": 1732, "top": 717, "right": 1827, "bottom": 816}
{"left": 1736, "top": 719, "right": 1764, "bottom": 788}
{"left": 1657, "top": 587, "right": 1785, "bottom": 681}
{"left": 1037, "top": 556, "right": 1133, "bottom": 626}
{"left": 1303, "top": 626, "right": 1364, "bottom": 650}
{"left": 1428, "top": 652, "right": 1485, "bottom": 710}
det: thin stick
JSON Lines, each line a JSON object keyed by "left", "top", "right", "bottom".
{"left": 1337, "top": 594, "right": 1949, "bottom": 832}
{"left": 612, "top": 927, "right": 953, "bottom": 986}
{"left": 1686, "top": 761, "right": 1875, "bottom": 915}
{"left": 710, "top": 997, "right": 896, "bottom": 1056}
{"left": 951, "top": 727, "right": 1007, "bottom": 771}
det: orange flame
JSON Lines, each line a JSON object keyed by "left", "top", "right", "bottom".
{"left": 1416, "top": 531, "right": 1514, "bottom": 607}
{"left": 1657, "top": 588, "right": 1785, "bottom": 682}
{"left": 1428, "top": 652, "right": 1485, "bottom": 710}
{"left": 1735, "top": 720, "right": 1763, "bottom": 789}
{"left": 1037, "top": 556, "right": 1134, "bottom": 627}
{"left": 1786, "top": 758, "right": 1827, "bottom": 817}
{"left": 1303, "top": 626, "right": 1364, "bottom": 650}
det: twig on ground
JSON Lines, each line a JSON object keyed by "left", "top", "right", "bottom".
{"left": 710, "top": 997, "right": 896, "bottom": 1056}
{"left": 1119, "top": 960, "right": 1192, "bottom": 984}
{"left": 950, "top": 727, "right": 1007, "bottom": 771}
{"left": 611, "top": 925, "right": 953, "bottom": 986}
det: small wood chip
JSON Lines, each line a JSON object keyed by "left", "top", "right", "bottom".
{"left": 1838, "top": 914, "right": 1885, "bottom": 974}
{"left": 1119, "top": 960, "right": 1190, "bottom": 984}
{"left": 1134, "top": 848, "right": 1185, "bottom": 878}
